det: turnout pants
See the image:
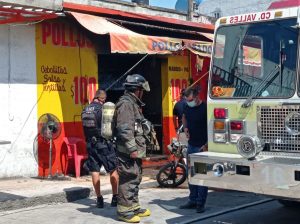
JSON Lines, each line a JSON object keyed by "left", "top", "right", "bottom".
{"left": 117, "top": 153, "right": 142, "bottom": 215}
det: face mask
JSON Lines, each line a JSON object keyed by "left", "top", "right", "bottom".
{"left": 187, "top": 100, "right": 196, "bottom": 107}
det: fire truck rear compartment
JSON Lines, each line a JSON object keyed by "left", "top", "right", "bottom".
{"left": 189, "top": 152, "right": 300, "bottom": 200}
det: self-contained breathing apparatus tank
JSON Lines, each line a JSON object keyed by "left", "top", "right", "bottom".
{"left": 101, "top": 102, "right": 116, "bottom": 139}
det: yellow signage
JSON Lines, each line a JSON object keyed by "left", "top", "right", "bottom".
{"left": 162, "top": 55, "right": 189, "bottom": 117}
{"left": 36, "top": 19, "right": 98, "bottom": 122}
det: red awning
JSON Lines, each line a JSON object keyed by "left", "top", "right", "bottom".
{"left": 198, "top": 32, "right": 214, "bottom": 41}
{"left": 0, "top": 3, "right": 58, "bottom": 24}
{"left": 183, "top": 40, "right": 212, "bottom": 57}
{"left": 268, "top": 0, "right": 300, "bottom": 9}
{"left": 71, "top": 12, "right": 212, "bottom": 56}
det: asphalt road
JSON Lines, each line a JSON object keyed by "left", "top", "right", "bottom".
{"left": 200, "top": 200, "right": 300, "bottom": 224}
{"left": 0, "top": 187, "right": 299, "bottom": 224}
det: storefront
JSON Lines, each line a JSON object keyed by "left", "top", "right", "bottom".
{"left": 0, "top": 5, "right": 212, "bottom": 178}
{"left": 72, "top": 11, "right": 212, "bottom": 153}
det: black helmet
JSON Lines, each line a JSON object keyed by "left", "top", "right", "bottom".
{"left": 124, "top": 74, "right": 150, "bottom": 92}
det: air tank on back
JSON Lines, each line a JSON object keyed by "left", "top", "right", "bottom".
{"left": 101, "top": 102, "right": 116, "bottom": 140}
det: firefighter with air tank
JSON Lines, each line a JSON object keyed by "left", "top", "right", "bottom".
{"left": 113, "top": 74, "right": 152, "bottom": 223}
{"left": 81, "top": 90, "right": 119, "bottom": 208}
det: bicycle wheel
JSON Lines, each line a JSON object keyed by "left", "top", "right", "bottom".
{"left": 156, "top": 163, "right": 187, "bottom": 188}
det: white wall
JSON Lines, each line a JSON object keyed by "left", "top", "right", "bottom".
{"left": 0, "top": 24, "right": 38, "bottom": 178}
{"left": 198, "top": 0, "right": 278, "bottom": 18}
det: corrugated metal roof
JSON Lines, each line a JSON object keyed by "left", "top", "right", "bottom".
{"left": 0, "top": 3, "right": 58, "bottom": 24}
{"left": 63, "top": 2, "right": 214, "bottom": 32}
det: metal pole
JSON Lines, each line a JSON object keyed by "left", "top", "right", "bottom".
{"left": 48, "top": 137, "right": 53, "bottom": 178}
{"left": 188, "top": 0, "right": 193, "bottom": 21}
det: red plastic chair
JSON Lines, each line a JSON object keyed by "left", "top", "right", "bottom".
{"left": 63, "top": 137, "right": 88, "bottom": 178}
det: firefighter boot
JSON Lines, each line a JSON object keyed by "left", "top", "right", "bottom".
{"left": 118, "top": 213, "right": 140, "bottom": 223}
{"left": 134, "top": 208, "right": 151, "bottom": 217}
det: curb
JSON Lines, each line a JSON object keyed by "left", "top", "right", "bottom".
{"left": 0, "top": 180, "right": 158, "bottom": 212}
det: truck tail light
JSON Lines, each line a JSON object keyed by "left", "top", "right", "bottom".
{"left": 214, "top": 133, "right": 227, "bottom": 143}
{"left": 214, "top": 108, "right": 227, "bottom": 119}
{"left": 214, "top": 120, "right": 226, "bottom": 131}
{"left": 213, "top": 108, "right": 228, "bottom": 143}
{"left": 229, "top": 120, "right": 245, "bottom": 143}
{"left": 230, "top": 121, "right": 243, "bottom": 131}
{"left": 230, "top": 134, "right": 242, "bottom": 143}
{"left": 213, "top": 120, "right": 228, "bottom": 143}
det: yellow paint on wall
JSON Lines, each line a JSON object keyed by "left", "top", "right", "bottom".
{"left": 36, "top": 19, "right": 98, "bottom": 122}
{"left": 162, "top": 55, "right": 189, "bottom": 117}
{"left": 161, "top": 59, "right": 169, "bottom": 117}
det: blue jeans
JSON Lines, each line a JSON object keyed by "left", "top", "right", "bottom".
{"left": 188, "top": 144, "right": 208, "bottom": 206}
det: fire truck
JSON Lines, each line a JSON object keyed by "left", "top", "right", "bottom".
{"left": 189, "top": 6, "right": 300, "bottom": 205}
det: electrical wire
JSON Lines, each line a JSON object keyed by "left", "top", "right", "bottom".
{"left": 0, "top": 22, "right": 49, "bottom": 166}
{"left": 0, "top": 89, "right": 46, "bottom": 165}
{"left": 105, "top": 53, "right": 149, "bottom": 91}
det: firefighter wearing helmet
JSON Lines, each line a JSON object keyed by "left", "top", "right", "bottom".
{"left": 114, "top": 74, "right": 151, "bottom": 223}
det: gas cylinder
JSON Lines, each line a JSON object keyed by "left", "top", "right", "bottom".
{"left": 101, "top": 102, "right": 116, "bottom": 139}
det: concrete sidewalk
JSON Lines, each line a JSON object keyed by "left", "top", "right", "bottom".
{"left": 0, "top": 188, "right": 270, "bottom": 224}
{"left": 0, "top": 173, "right": 157, "bottom": 211}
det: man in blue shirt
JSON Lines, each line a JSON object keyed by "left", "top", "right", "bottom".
{"left": 173, "top": 89, "right": 186, "bottom": 130}
{"left": 179, "top": 87, "right": 208, "bottom": 213}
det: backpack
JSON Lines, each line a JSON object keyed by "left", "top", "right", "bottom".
{"left": 81, "top": 102, "right": 102, "bottom": 139}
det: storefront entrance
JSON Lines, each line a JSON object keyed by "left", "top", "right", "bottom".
{"left": 98, "top": 54, "right": 164, "bottom": 155}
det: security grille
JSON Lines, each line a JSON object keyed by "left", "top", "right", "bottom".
{"left": 258, "top": 105, "right": 300, "bottom": 152}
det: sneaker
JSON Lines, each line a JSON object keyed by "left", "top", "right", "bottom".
{"left": 96, "top": 196, "right": 104, "bottom": 208}
{"left": 179, "top": 201, "right": 197, "bottom": 209}
{"left": 196, "top": 204, "right": 205, "bottom": 213}
{"left": 134, "top": 208, "right": 151, "bottom": 217}
{"left": 111, "top": 194, "right": 118, "bottom": 207}
{"left": 118, "top": 214, "right": 140, "bottom": 223}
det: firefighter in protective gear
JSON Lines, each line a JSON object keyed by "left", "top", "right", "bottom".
{"left": 114, "top": 74, "right": 151, "bottom": 223}
{"left": 81, "top": 89, "right": 119, "bottom": 208}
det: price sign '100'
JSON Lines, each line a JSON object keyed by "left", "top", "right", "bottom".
{"left": 170, "top": 78, "right": 188, "bottom": 102}
{"left": 73, "top": 76, "right": 97, "bottom": 105}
